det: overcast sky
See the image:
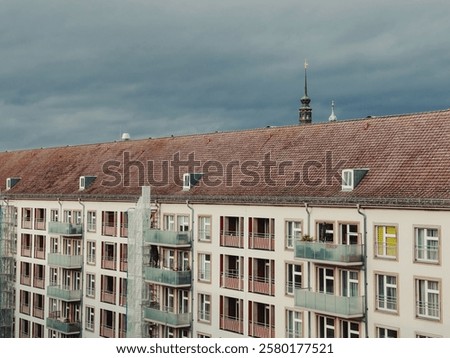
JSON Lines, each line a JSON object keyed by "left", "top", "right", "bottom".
{"left": 1, "top": 0, "right": 450, "bottom": 151}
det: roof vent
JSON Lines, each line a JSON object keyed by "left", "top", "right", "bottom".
{"left": 342, "top": 169, "right": 368, "bottom": 191}
{"left": 6, "top": 177, "right": 21, "bottom": 190}
{"left": 182, "top": 173, "right": 203, "bottom": 191}
{"left": 79, "top": 176, "right": 97, "bottom": 190}
{"left": 121, "top": 132, "right": 131, "bottom": 141}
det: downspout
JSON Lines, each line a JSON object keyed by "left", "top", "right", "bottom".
{"left": 57, "top": 198, "right": 62, "bottom": 222}
{"left": 304, "top": 203, "right": 311, "bottom": 338}
{"left": 186, "top": 200, "right": 195, "bottom": 336}
{"left": 78, "top": 198, "right": 86, "bottom": 337}
{"left": 357, "top": 204, "right": 369, "bottom": 338}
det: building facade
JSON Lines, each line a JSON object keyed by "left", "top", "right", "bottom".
{"left": 1, "top": 108, "right": 450, "bottom": 338}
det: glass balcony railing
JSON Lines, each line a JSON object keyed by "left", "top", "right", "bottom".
{"left": 48, "top": 222, "right": 83, "bottom": 235}
{"left": 143, "top": 229, "right": 191, "bottom": 246}
{"left": 143, "top": 306, "right": 192, "bottom": 327}
{"left": 295, "top": 289, "right": 364, "bottom": 318}
{"left": 46, "top": 317, "right": 81, "bottom": 335}
{"left": 144, "top": 266, "right": 191, "bottom": 286}
{"left": 48, "top": 253, "right": 83, "bottom": 268}
{"left": 295, "top": 242, "right": 363, "bottom": 264}
{"left": 47, "top": 285, "right": 82, "bottom": 302}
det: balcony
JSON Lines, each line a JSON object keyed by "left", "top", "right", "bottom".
{"left": 220, "top": 315, "right": 244, "bottom": 334}
{"left": 144, "top": 229, "right": 191, "bottom": 247}
{"left": 47, "top": 285, "right": 82, "bottom": 302}
{"left": 220, "top": 231, "right": 244, "bottom": 248}
{"left": 295, "top": 242, "right": 363, "bottom": 265}
{"left": 248, "top": 321, "right": 275, "bottom": 338}
{"left": 144, "top": 266, "right": 191, "bottom": 286}
{"left": 220, "top": 272, "right": 244, "bottom": 291}
{"left": 248, "top": 276, "right": 275, "bottom": 296}
{"left": 295, "top": 289, "right": 365, "bottom": 318}
{"left": 48, "top": 222, "right": 83, "bottom": 236}
{"left": 48, "top": 253, "right": 83, "bottom": 268}
{"left": 46, "top": 316, "right": 81, "bottom": 335}
{"left": 249, "top": 233, "right": 275, "bottom": 251}
{"left": 143, "top": 306, "right": 191, "bottom": 327}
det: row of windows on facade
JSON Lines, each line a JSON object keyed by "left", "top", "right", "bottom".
{"left": 17, "top": 217, "right": 441, "bottom": 264}
{"left": 16, "top": 291, "right": 438, "bottom": 339}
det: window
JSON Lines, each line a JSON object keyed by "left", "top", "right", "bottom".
{"left": 198, "top": 253, "right": 211, "bottom": 282}
{"left": 86, "top": 273, "right": 95, "bottom": 298}
{"left": 183, "top": 173, "right": 191, "bottom": 190}
{"left": 416, "top": 279, "right": 440, "bottom": 320}
{"left": 87, "top": 211, "right": 97, "bottom": 232}
{"left": 285, "top": 221, "right": 302, "bottom": 249}
{"left": 86, "top": 306, "right": 95, "bottom": 331}
{"left": 286, "top": 263, "right": 302, "bottom": 295}
{"left": 317, "top": 222, "right": 334, "bottom": 242}
{"left": 340, "top": 223, "right": 359, "bottom": 245}
{"left": 341, "top": 270, "right": 359, "bottom": 297}
{"left": 50, "top": 209, "right": 59, "bottom": 222}
{"left": 198, "top": 216, "right": 211, "bottom": 242}
{"left": 375, "top": 225, "right": 397, "bottom": 258}
{"left": 177, "top": 215, "right": 189, "bottom": 232}
{"left": 340, "top": 320, "right": 360, "bottom": 338}
{"left": 87, "top": 241, "right": 96, "bottom": 264}
{"left": 317, "top": 315, "right": 335, "bottom": 338}
{"left": 415, "top": 227, "right": 439, "bottom": 263}
{"left": 341, "top": 169, "right": 353, "bottom": 190}
{"left": 163, "top": 214, "right": 175, "bottom": 231}
{"left": 376, "top": 326, "right": 398, "bottom": 338}
{"left": 376, "top": 273, "right": 397, "bottom": 312}
{"left": 198, "top": 294, "right": 211, "bottom": 322}
{"left": 286, "top": 310, "right": 302, "bottom": 338}
{"left": 317, "top": 267, "right": 334, "bottom": 294}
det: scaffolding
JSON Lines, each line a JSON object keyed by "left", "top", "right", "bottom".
{"left": 0, "top": 200, "right": 17, "bottom": 338}
{"left": 126, "top": 186, "right": 151, "bottom": 338}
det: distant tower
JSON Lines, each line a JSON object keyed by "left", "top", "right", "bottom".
{"left": 299, "top": 60, "right": 312, "bottom": 124}
{"left": 328, "top": 100, "right": 337, "bottom": 122}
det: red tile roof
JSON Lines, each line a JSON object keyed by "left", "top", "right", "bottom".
{"left": 1, "top": 109, "right": 450, "bottom": 207}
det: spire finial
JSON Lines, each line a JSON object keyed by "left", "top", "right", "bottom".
{"left": 329, "top": 100, "right": 337, "bottom": 122}
{"left": 304, "top": 59, "right": 308, "bottom": 97}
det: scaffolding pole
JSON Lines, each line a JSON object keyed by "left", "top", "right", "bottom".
{"left": 0, "top": 200, "right": 17, "bottom": 338}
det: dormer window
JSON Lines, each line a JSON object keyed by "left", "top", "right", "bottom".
{"left": 182, "top": 173, "right": 203, "bottom": 191}
{"left": 341, "top": 169, "right": 368, "bottom": 191}
{"left": 183, "top": 173, "right": 191, "bottom": 190}
{"left": 342, "top": 170, "right": 353, "bottom": 190}
{"left": 79, "top": 176, "right": 96, "bottom": 190}
{"left": 6, "top": 177, "right": 21, "bottom": 191}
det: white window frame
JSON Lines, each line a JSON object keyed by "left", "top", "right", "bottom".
{"left": 376, "top": 326, "right": 398, "bottom": 338}
{"left": 86, "top": 273, "right": 95, "bottom": 298}
{"left": 87, "top": 211, "right": 97, "bottom": 232}
{"left": 86, "top": 306, "right": 95, "bottom": 331}
{"left": 340, "top": 320, "right": 360, "bottom": 338}
{"left": 286, "top": 263, "right": 302, "bottom": 295}
{"left": 317, "top": 267, "right": 334, "bottom": 294}
{"left": 317, "top": 315, "right": 335, "bottom": 338}
{"left": 285, "top": 220, "right": 302, "bottom": 249}
{"left": 198, "top": 253, "right": 211, "bottom": 282}
{"left": 341, "top": 169, "right": 354, "bottom": 190}
{"left": 415, "top": 227, "right": 439, "bottom": 263}
{"left": 376, "top": 273, "right": 398, "bottom": 312}
{"left": 286, "top": 309, "right": 302, "bottom": 338}
{"left": 198, "top": 293, "right": 211, "bottom": 322}
{"left": 198, "top": 216, "right": 211, "bottom": 242}
{"left": 416, "top": 278, "right": 440, "bottom": 320}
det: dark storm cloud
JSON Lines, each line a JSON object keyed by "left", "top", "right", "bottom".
{"left": 1, "top": 0, "right": 450, "bottom": 151}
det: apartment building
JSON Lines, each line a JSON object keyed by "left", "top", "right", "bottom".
{"left": 1, "top": 108, "right": 450, "bottom": 338}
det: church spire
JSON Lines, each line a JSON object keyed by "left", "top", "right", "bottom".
{"left": 328, "top": 100, "right": 337, "bottom": 122}
{"left": 299, "top": 59, "right": 312, "bottom": 124}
